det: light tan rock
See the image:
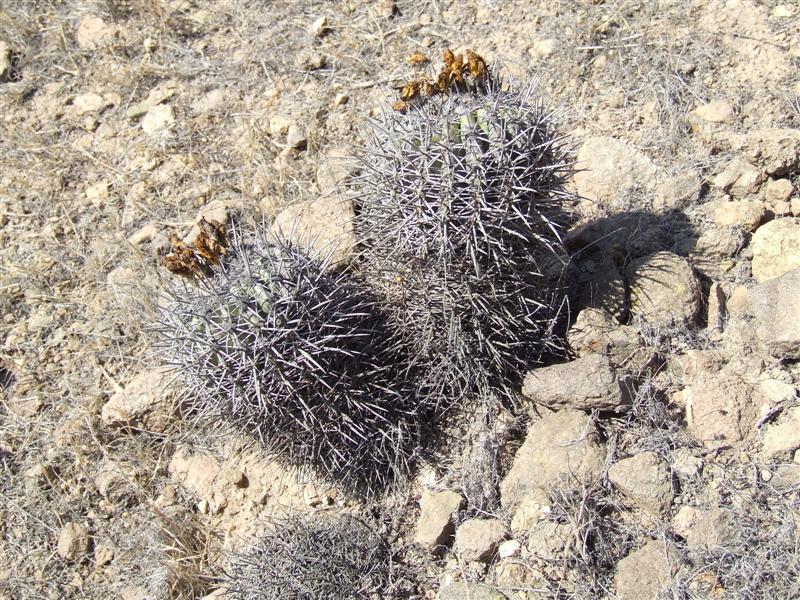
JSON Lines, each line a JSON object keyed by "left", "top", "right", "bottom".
{"left": 567, "top": 308, "right": 638, "bottom": 361}
{"left": 272, "top": 195, "right": 355, "bottom": 265}
{"left": 525, "top": 520, "right": 572, "bottom": 561}
{"left": 57, "top": 522, "right": 90, "bottom": 561}
{"left": 168, "top": 447, "right": 221, "bottom": 498}
{"left": 500, "top": 410, "right": 604, "bottom": 510}
{"left": 712, "top": 200, "right": 766, "bottom": 231}
{"left": 713, "top": 159, "right": 765, "bottom": 196}
{"left": 762, "top": 406, "right": 800, "bottom": 458}
{"left": 693, "top": 99, "right": 734, "bottom": 123}
{"left": 627, "top": 252, "right": 702, "bottom": 325}
{"left": 673, "top": 506, "right": 737, "bottom": 551}
{"left": 614, "top": 539, "right": 679, "bottom": 600}
{"left": 746, "top": 268, "right": 800, "bottom": 358}
{"left": 0, "top": 41, "right": 12, "bottom": 82}
{"left": 572, "top": 137, "right": 659, "bottom": 209}
{"left": 522, "top": 353, "right": 628, "bottom": 411}
{"left": 94, "top": 544, "right": 114, "bottom": 566}
{"left": 72, "top": 92, "right": 109, "bottom": 116}
{"left": 141, "top": 104, "right": 175, "bottom": 135}
{"left": 728, "top": 128, "right": 800, "bottom": 176}
{"left": 454, "top": 518, "right": 506, "bottom": 562}
{"left": 751, "top": 218, "right": 800, "bottom": 283}
{"left": 765, "top": 178, "right": 794, "bottom": 205}
{"left": 686, "top": 373, "right": 759, "bottom": 442}
{"left": 413, "top": 489, "right": 462, "bottom": 550}
{"left": 608, "top": 452, "right": 673, "bottom": 515}
{"left": 76, "top": 16, "right": 117, "bottom": 49}
{"left": 653, "top": 172, "right": 702, "bottom": 211}
{"left": 101, "top": 367, "right": 176, "bottom": 433}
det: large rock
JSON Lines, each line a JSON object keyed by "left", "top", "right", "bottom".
{"left": 712, "top": 159, "right": 765, "bottom": 196}
{"left": 567, "top": 308, "right": 639, "bottom": 362}
{"left": 525, "top": 520, "right": 573, "bottom": 561}
{"left": 614, "top": 540, "right": 679, "bottom": 600}
{"left": 414, "top": 489, "right": 463, "bottom": 550}
{"left": 608, "top": 452, "right": 673, "bottom": 515}
{"left": 728, "top": 128, "right": 800, "bottom": 176}
{"left": 627, "top": 252, "right": 702, "bottom": 325}
{"left": 101, "top": 367, "right": 177, "bottom": 433}
{"left": 522, "top": 354, "right": 629, "bottom": 411}
{"left": 751, "top": 218, "right": 800, "bottom": 283}
{"left": 762, "top": 406, "right": 800, "bottom": 458}
{"left": 742, "top": 269, "right": 800, "bottom": 358}
{"left": 272, "top": 195, "right": 355, "bottom": 265}
{"left": 712, "top": 200, "right": 766, "bottom": 231}
{"left": 672, "top": 506, "right": 737, "bottom": 551}
{"left": 453, "top": 518, "right": 506, "bottom": 562}
{"left": 500, "top": 410, "right": 604, "bottom": 510}
{"left": 572, "top": 137, "right": 659, "bottom": 210}
{"left": 57, "top": 522, "right": 90, "bottom": 561}
{"left": 686, "top": 372, "right": 759, "bottom": 442}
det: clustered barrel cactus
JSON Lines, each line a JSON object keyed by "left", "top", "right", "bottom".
{"left": 154, "top": 230, "right": 429, "bottom": 495}
{"left": 154, "top": 59, "right": 576, "bottom": 496}
{"left": 224, "top": 515, "right": 390, "bottom": 600}
{"left": 353, "top": 75, "right": 575, "bottom": 402}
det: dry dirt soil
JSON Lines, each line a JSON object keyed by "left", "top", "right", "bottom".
{"left": 1, "top": 1, "right": 800, "bottom": 599}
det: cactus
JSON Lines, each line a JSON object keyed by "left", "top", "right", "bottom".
{"left": 153, "top": 230, "right": 428, "bottom": 496}
{"left": 224, "top": 514, "right": 390, "bottom": 600}
{"left": 353, "top": 76, "right": 575, "bottom": 401}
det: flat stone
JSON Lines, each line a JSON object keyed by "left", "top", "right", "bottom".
{"left": 751, "top": 218, "right": 800, "bottom": 283}
{"left": 627, "top": 252, "right": 702, "bottom": 326}
{"left": 712, "top": 200, "right": 766, "bottom": 231}
{"left": 72, "top": 92, "right": 109, "bottom": 115}
{"left": 567, "top": 308, "right": 639, "bottom": 362}
{"left": 414, "top": 489, "right": 463, "bottom": 550}
{"left": 762, "top": 406, "right": 800, "bottom": 458}
{"left": 526, "top": 520, "right": 572, "bottom": 561}
{"left": 686, "top": 372, "right": 759, "bottom": 442}
{"left": 729, "top": 128, "right": 800, "bottom": 176}
{"left": 608, "top": 452, "right": 673, "bottom": 515}
{"left": 672, "top": 506, "right": 737, "bottom": 551}
{"left": 141, "top": 104, "right": 175, "bottom": 135}
{"left": 713, "top": 158, "right": 765, "bottom": 197}
{"left": 614, "top": 540, "right": 679, "bottom": 600}
{"left": 693, "top": 99, "right": 734, "bottom": 123}
{"left": 453, "top": 518, "right": 506, "bottom": 562}
{"left": 765, "top": 178, "right": 794, "bottom": 205}
{"left": 57, "top": 522, "right": 90, "bottom": 561}
{"left": 522, "top": 353, "right": 629, "bottom": 411}
{"left": 101, "top": 367, "right": 176, "bottom": 433}
{"left": 75, "top": 16, "right": 116, "bottom": 49}
{"left": 653, "top": 172, "right": 702, "bottom": 211}
{"left": 572, "top": 137, "right": 659, "bottom": 211}
{"left": 746, "top": 269, "right": 800, "bottom": 359}
{"left": 500, "top": 410, "right": 604, "bottom": 511}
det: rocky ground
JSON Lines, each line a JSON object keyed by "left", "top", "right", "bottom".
{"left": 1, "top": 1, "right": 800, "bottom": 599}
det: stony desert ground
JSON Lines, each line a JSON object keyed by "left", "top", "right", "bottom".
{"left": 1, "top": 1, "right": 800, "bottom": 599}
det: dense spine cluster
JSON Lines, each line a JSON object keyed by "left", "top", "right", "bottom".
{"left": 154, "top": 231, "right": 428, "bottom": 495}
{"left": 224, "top": 515, "right": 390, "bottom": 600}
{"left": 354, "top": 76, "right": 575, "bottom": 401}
